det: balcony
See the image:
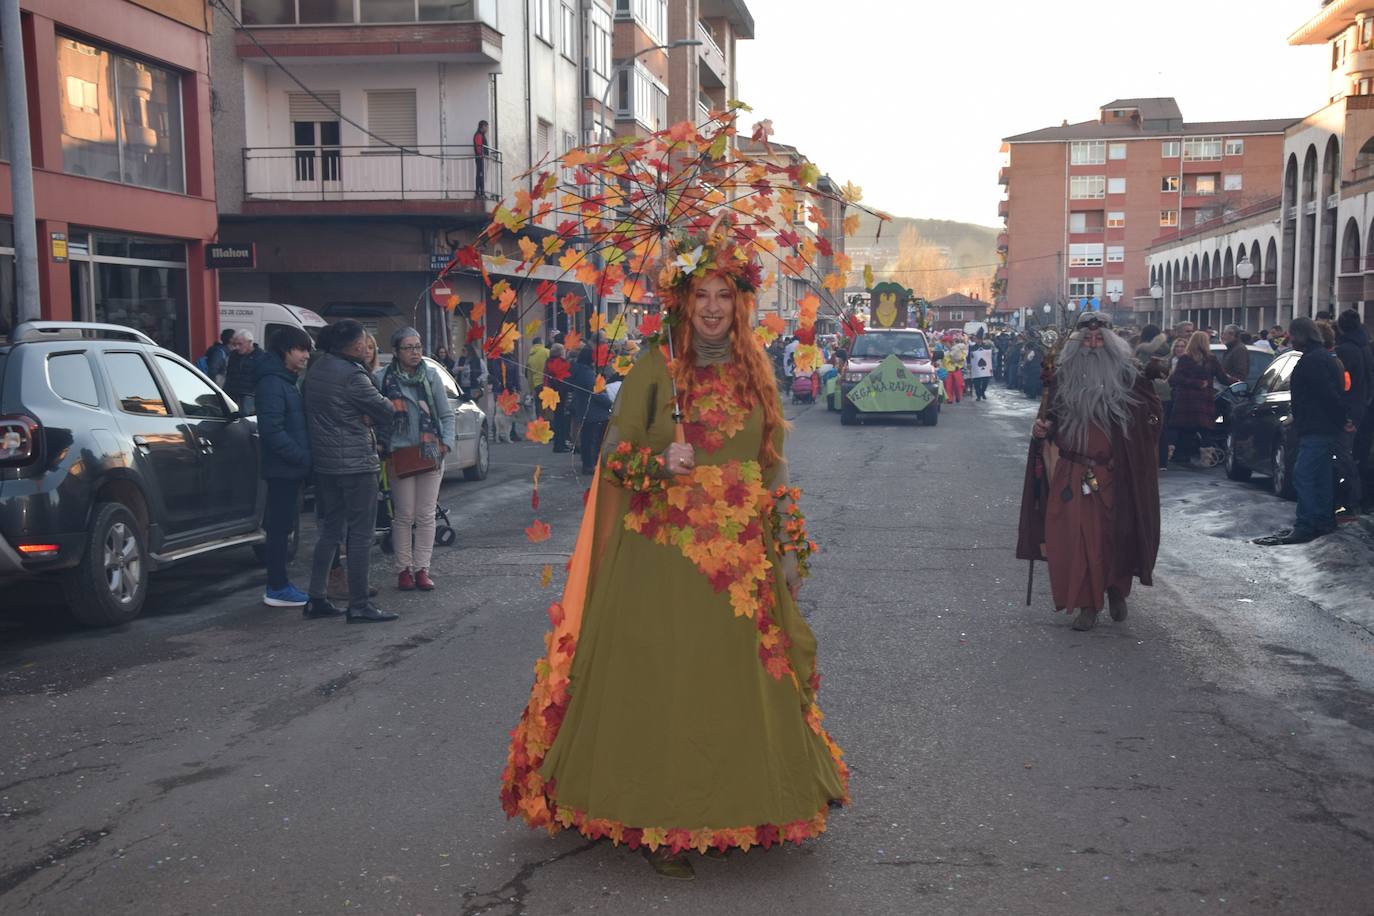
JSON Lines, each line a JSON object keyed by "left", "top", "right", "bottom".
{"left": 242, "top": 145, "right": 500, "bottom": 217}
{"left": 996, "top": 232, "right": 1008, "bottom": 251}
{"left": 997, "top": 199, "right": 1009, "bottom": 219}
{"left": 235, "top": 0, "right": 501, "bottom": 62}
{"left": 998, "top": 166, "right": 1009, "bottom": 186}
{"left": 697, "top": 21, "right": 728, "bottom": 89}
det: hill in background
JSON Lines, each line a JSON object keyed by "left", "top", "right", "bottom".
{"left": 851, "top": 211, "right": 1000, "bottom": 268}
{"left": 847, "top": 210, "right": 1001, "bottom": 301}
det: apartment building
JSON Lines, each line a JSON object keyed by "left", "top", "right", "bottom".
{"left": 0, "top": 0, "right": 218, "bottom": 356}
{"left": 1144, "top": 1, "right": 1374, "bottom": 331}
{"left": 997, "top": 98, "right": 1293, "bottom": 325}
{"left": 212, "top": 0, "right": 601, "bottom": 348}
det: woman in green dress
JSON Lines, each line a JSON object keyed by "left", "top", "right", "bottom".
{"left": 501, "top": 233, "right": 848, "bottom": 878}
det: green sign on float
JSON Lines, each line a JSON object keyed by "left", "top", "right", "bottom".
{"left": 846, "top": 354, "right": 935, "bottom": 412}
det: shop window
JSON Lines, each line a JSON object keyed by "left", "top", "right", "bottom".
{"left": 57, "top": 35, "right": 184, "bottom": 193}
{"left": 69, "top": 231, "right": 188, "bottom": 354}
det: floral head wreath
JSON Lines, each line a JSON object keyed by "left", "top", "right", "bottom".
{"left": 657, "top": 213, "right": 763, "bottom": 298}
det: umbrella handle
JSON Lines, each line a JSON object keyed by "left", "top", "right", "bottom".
{"left": 674, "top": 423, "right": 686, "bottom": 445}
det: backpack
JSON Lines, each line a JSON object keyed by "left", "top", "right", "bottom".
{"left": 195, "top": 355, "right": 210, "bottom": 373}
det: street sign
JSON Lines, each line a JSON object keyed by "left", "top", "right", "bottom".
{"left": 430, "top": 254, "right": 451, "bottom": 272}
{"left": 206, "top": 243, "right": 256, "bottom": 270}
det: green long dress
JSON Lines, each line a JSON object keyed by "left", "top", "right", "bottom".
{"left": 501, "top": 346, "right": 848, "bottom": 854}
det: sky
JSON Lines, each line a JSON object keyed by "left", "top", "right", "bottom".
{"left": 734, "top": 0, "right": 1331, "bottom": 227}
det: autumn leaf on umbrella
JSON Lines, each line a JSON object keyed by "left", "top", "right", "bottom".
{"left": 563, "top": 330, "right": 583, "bottom": 352}
{"left": 524, "top": 318, "right": 542, "bottom": 338}
{"left": 497, "top": 390, "right": 520, "bottom": 416}
{"left": 525, "top": 520, "right": 551, "bottom": 543}
{"left": 526, "top": 418, "right": 554, "bottom": 444}
{"left": 544, "top": 358, "right": 571, "bottom": 383}
{"left": 638, "top": 313, "right": 662, "bottom": 337}
{"left": 560, "top": 292, "right": 582, "bottom": 317}
{"left": 539, "top": 387, "right": 561, "bottom": 411}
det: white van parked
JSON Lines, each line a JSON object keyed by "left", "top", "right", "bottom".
{"left": 218, "top": 301, "right": 327, "bottom": 350}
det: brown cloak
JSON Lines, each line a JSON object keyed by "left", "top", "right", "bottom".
{"left": 1015, "top": 374, "right": 1162, "bottom": 588}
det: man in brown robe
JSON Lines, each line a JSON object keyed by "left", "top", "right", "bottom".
{"left": 1016, "top": 314, "right": 1162, "bottom": 631}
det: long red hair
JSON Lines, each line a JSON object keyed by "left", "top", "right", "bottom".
{"left": 666, "top": 274, "right": 786, "bottom": 466}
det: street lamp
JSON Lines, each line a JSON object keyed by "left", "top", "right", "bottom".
{"left": 598, "top": 39, "right": 704, "bottom": 142}
{"left": 1236, "top": 254, "right": 1255, "bottom": 325}
{"left": 1042, "top": 302, "right": 1052, "bottom": 327}
{"left": 1150, "top": 283, "right": 1164, "bottom": 326}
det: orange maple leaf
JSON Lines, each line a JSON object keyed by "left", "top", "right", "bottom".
{"left": 563, "top": 330, "right": 582, "bottom": 351}
{"left": 525, "top": 519, "right": 551, "bottom": 543}
{"left": 497, "top": 390, "right": 520, "bottom": 415}
{"left": 526, "top": 417, "right": 553, "bottom": 444}
{"left": 539, "top": 387, "right": 561, "bottom": 411}
{"left": 518, "top": 236, "right": 539, "bottom": 264}
{"left": 560, "top": 292, "right": 582, "bottom": 317}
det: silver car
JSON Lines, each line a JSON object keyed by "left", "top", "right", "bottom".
{"left": 422, "top": 356, "right": 490, "bottom": 481}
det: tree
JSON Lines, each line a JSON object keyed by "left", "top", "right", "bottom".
{"left": 881, "top": 226, "right": 995, "bottom": 302}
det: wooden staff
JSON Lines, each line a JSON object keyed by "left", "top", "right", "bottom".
{"left": 1026, "top": 328, "right": 1062, "bottom": 606}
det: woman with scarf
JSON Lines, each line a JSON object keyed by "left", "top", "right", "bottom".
{"left": 377, "top": 328, "right": 455, "bottom": 592}
{"left": 501, "top": 228, "right": 848, "bottom": 880}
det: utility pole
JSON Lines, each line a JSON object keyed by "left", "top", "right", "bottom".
{"left": 1, "top": 0, "right": 38, "bottom": 322}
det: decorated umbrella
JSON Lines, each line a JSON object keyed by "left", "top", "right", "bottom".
{"left": 433, "top": 102, "right": 888, "bottom": 443}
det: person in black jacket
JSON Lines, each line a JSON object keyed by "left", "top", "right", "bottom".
{"left": 1334, "top": 309, "right": 1373, "bottom": 518}
{"left": 225, "top": 331, "right": 268, "bottom": 414}
{"left": 1258, "top": 317, "right": 1351, "bottom": 545}
{"left": 570, "top": 346, "right": 613, "bottom": 474}
{"left": 255, "top": 326, "right": 314, "bottom": 609}
{"left": 303, "top": 320, "right": 399, "bottom": 622}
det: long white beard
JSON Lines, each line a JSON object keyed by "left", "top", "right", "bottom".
{"left": 1053, "top": 336, "right": 1138, "bottom": 452}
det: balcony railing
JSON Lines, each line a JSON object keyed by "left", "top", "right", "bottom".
{"left": 243, "top": 145, "right": 501, "bottom": 203}
{"left": 998, "top": 167, "right": 1009, "bottom": 186}
{"left": 697, "top": 21, "right": 727, "bottom": 88}
{"left": 239, "top": 0, "right": 498, "bottom": 27}
{"left": 997, "top": 199, "right": 1009, "bottom": 219}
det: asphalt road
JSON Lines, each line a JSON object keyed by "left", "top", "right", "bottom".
{"left": 3, "top": 387, "right": 1374, "bottom": 915}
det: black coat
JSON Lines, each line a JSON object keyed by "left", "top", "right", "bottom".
{"left": 1334, "top": 326, "right": 1373, "bottom": 418}
{"left": 303, "top": 352, "right": 396, "bottom": 475}
{"left": 255, "top": 356, "right": 311, "bottom": 479}
{"left": 1291, "top": 346, "right": 1347, "bottom": 438}
{"left": 225, "top": 345, "right": 267, "bottom": 401}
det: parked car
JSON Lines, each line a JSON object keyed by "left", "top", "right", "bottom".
{"left": 1224, "top": 350, "right": 1299, "bottom": 498}
{"left": 424, "top": 357, "right": 490, "bottom": 481}
{"left": 1209, "top": 343, "right": 1275, "bottom": 444}
{"left": 0, "top": 322, "right": 270, "bottom": 626}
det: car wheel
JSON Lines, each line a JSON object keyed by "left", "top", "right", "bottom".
{"left": 63, "top": 502, "right": 148, "bottom": 627}
{"left": 1272, "top": 440, "right": 1296, "bottom": 500}
{"left": 840, "top": 399, "right": 858, "bottom": 426}
{"left": 464, "top": 427, "right": 491, "bottom": 481}
{"left": 1224, "top": 433, "right": 1251, "bottom": 482}
{"left": 921, "top": 402, "right": 939, "bottom": 427}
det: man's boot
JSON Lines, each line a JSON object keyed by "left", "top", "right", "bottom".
{"left": 1108, "top": 588, "right": 1128, "bottom": 622}
{"left": 1072, "top": 608, "right": 1099, "bottom": 631}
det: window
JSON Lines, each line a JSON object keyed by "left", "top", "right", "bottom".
{"left": 560, "top": 129, "right": 576, "bottom": 184}
{"left": 155, "top": 355, "right": 229, "bottom": 420}
{"left": 1069, "top": 175, "right": 1105, "bottom": 199}
{"left": 1107, "top": 245, "right": 1124, "bottom": 263}
{"left": 1194, "top": 174, "right": 1217, "bottom": 196}
{"left": 1160, "top": 209, "right": 1178, "bottom": 227}
{"left": 1224, "top": 174, "right": 1243, "bottom": 191}
{"left": 1104, "top": 279, "right": 1124, "bottom": 298}
{"left": 560, "top": 2, "right": 577, "bottom": 59}
{"left": 1162, "top": 140, "right": 1181, "bottom": 158}
{"left": 948, "top": 310, "right": 965, "bottom": 321}
{"left": 1069, "top": 243, "right": 1103, "bottom": 267}
{"left": 536, "top": 119, "right": 552, "bottom": 163}
{"left": 1108, "top": 143, "right": 1127, "bottom": 160}
{"left": 533, "top": 0, "right": 553, "bottom": 43}
{"left": 1106, "top": 211, "right": 1125, "bottom": 228}
{"left": 47, "top": 353, "right": 99, "bottom": 407}
{"left": 1183, "top": 137, "right": 1223, "bottom": 161}
{"left": 1107, "top": 177, "right": 1126, "bottom": 195}
{"left": 58, "top": 36, "right": 184, "bottom": 193}
{"left": 71, "top": 231, "right": 189, "bottom": 354}
{"left": 1224, "top": 139, "right": 1244, "bottom": 156}
{"left": 1161, "top": 175, "right": 1180, "bottom": 192}
{"left": 615, "top": 0, "right": 666, "bottom": 43}
{"left": 366, "top": 89, "right": 417, "bottom": 147}
{"left": 361, "top": 0, "right": 421, "bottom": 22}
{"left": 1070, "top": 141, "right": 1105, "bottom": 165}
{"left": 1068, "top": 279, "right": 1101, "bottom": 299}
{"left": 1068, "top": 212, "right": 1087, "bottom": 233}
{"left": 617, "top": 63, "right": 667, "bottom": 130}
{"left": 103, "top": 352, "right": 169, "bottom": 416}
{"left": 290, "top": 92, "right": 342, "bottom": 182}
{"left": 241, "top": 0, "right": 495, "bottom": 24}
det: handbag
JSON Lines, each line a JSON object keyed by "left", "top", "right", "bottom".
{"left": 389, "top": 444, "right": 441, "bottom": 479}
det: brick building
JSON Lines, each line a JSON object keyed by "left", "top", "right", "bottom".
{"left": 0, "top": 0, "right": 218, "bottom": 357}
{"left": 997, "top": 99, "right": 1295, "bottom": 326}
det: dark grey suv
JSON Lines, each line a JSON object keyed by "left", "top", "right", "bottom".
{"left": 0, "top": 322, "right": 265, "bottom": 626}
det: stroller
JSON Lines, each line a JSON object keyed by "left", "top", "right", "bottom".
{"left": 377, "top": 463, "right": 457, "bottom": 555}
{"left": 790, "top": 372, "right": 817, "bottom": 404}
